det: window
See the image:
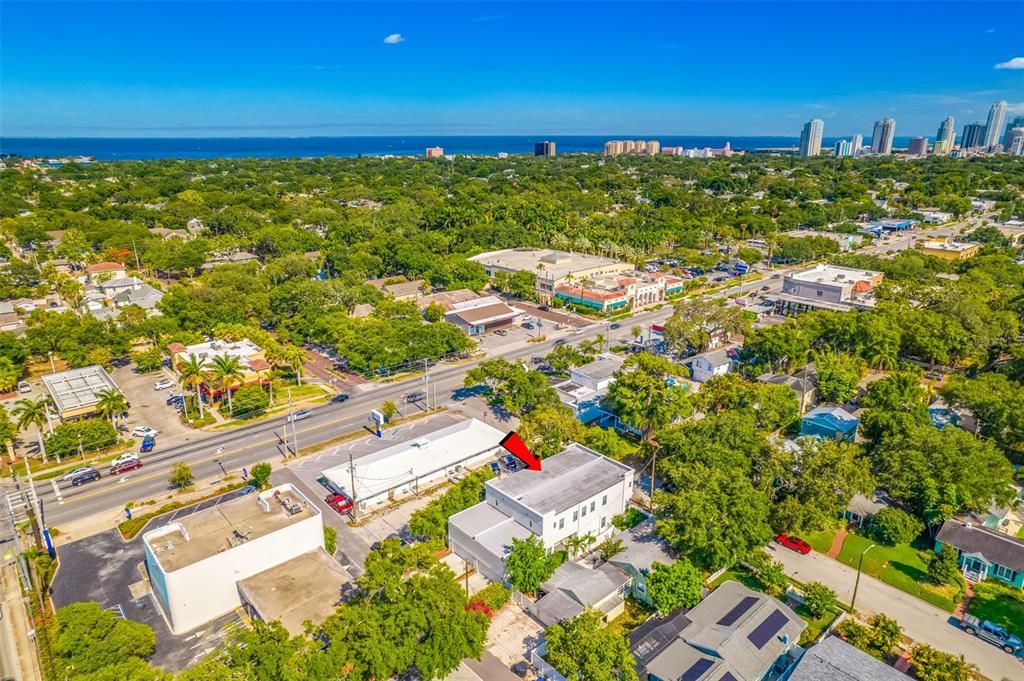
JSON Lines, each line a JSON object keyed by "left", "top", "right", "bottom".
{"left": 590, "top": 501, "right": 595, "bottom": 512}
{"left": 581, "top": 506, "right": 587, "bottom": 517}
{"left": 558, "top": 518, "right": 564, "bottom": 530}
{"left": 601, "top": 516, "right": 606, "bottom": 528}
{"left": 573, "top": 511, "right": 578, "bottom": 521}
{"left": 993, "top": 563, "right": 1016, "bottom": 581}
{"left": 602, "top": 495, "right": 607, "bottom": 506}
{"left": 816, "top": 290, "right": 824, "bottom": 297}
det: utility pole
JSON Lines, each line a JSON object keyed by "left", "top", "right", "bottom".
{"left": 648, "top": 444, "right": 661, "bottom": 511}
{"left": 851, "top": 544, "right": 876, "bottom": 612}
{"left": 132, "top": 239, "right": 142, "bottom": 271}
{"left": 287, "top": 389, "right": 299, "bottom": 456}
{"left": 423, "top": 358, "right": 430, "bottom": 409}
{"left": 348, "top": 451, "right": 358, "bottom": 521}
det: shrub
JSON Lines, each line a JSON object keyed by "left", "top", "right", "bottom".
{"left": 868, "top": 613, "right": 903, "bottom": 655}
{"left": 868, "top": 507, "right": 924, "bottom": 546}
{"left": 230, "top": 385, "right": 270, "bottom": 418}
{"left": 928, "top": 545, "right": 965, "bottom": 591}
{"left": 324, "top": 526, "right": 337, "bottom": 555}
{"left": 802, "top": 581, "right": 838, "bottom": 618}
{"left": 169, "top": 463, "right": 194, "bottom": 490}
{"left": 44, "top": 418, "right": 118, "bottom": 459}
{"left": 475, "top": 583, "right": 511, "bottom": 611}
{"left": 612, "top": 508, "right": 647, "bottom": 531}
{"left": 746, "top": 551, "right": 788, "bottom": 596}
{"left": 249, "top": 461, "right": 272, "bottom": 490}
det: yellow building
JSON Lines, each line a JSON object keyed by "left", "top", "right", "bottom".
{"left": 167, "top": 339, "right": 271, "bottom": 399}
{"left": 917, "top": 239, "right": 981, "bottom": 261}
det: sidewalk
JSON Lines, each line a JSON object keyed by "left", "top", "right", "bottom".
{"left": 768, "top": 545, "right": 1023, "bottom": 681}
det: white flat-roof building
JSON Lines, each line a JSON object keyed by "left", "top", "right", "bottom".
{"left": 42, "top": 365, "right": 120, "bottom": 420}
{"left": 320, "top": 418, "right": 505, "bottom": 510}
{"left": 774, "top": 264, "right": 884, "bottom": 315}
{"left": 444, "top": 295, "right": 524, "bottom": 335}
{"left": 449, "top": 444, "right": 635, "bottom": 583}
{"left": 143, "top": 484, "right": 324, "bottom": 634}
{"left": 469, "top": 249, "right": 632, "bottom": 298}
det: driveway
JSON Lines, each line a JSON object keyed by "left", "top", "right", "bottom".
{"left": 767, "top": 544, "right": 1024, "bottom": 681}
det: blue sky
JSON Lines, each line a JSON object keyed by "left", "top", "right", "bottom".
{"left": 2, "top": 1, "right": 1022, "bottom": 137}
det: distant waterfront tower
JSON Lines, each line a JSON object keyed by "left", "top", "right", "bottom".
{"left": 799, "top": 119, "right": 824, "bottom": 157}
{"left": 961, "top": 123, "right": 986, "bottom": 150}
{"left": 851, "top": 134, "right": 863, "bottom": 156}
{"left": 1004, "top": 116, "right": 1024, "bottom": 146}
{"left": 934, "top": 116, "right": 956, "bottom": 155}
{"left": 908, "top": 137, "right": 929, "bottom": 156}
{"left": 534, "top": 141, "right": 556, "bottom": 157}
{"left": 983, "top": 101, "right": 1008, "bottom": 149}
{"left": 871, "top": 118, "right": 896, "bottom": 155}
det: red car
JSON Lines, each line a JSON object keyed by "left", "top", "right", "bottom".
{"left": 325, "top": 492, "right": 353, "bottom": 515}
{"left": 776, "top": 533, "right": 812, "bottom": 555}
{"left": 110, "top": 458, "right": 143, "bottom": 476}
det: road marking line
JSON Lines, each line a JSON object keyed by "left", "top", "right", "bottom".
{"left": 50, "top": 480, "right": 64, "bottom": 505}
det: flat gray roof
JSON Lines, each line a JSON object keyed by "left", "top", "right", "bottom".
{"left": 487, "top": 444, "right": 632, "bottom": 515}
{"left": 449, "top": 502, "right": 533, "bottom": 560}
{"left": 572, "top": 354, "right": 624, "bottom": 381}
{"left": 42, "top": 365, "right": 120, "bottom": 414}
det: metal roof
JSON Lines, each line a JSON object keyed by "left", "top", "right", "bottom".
{"left": 42, "top": 365, "right": 120, "bottom": 413}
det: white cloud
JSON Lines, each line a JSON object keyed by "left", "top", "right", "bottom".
{"left": 1008, "top": 102, "right": 1024, "bottom": 115}
{"left": 994, "top": 57, "right": 1024, "bottom": 70}
{"left": 383, "top": 33, "right": 405, "bottom": 45}
{"left": 986, "top": 28, "right": 996, "bottom": 33}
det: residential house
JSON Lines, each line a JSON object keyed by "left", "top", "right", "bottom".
{"left": 757, "top": 367, "right": 817, "bottom": 413}
{"left": 531, "top": 561, "right": 631, "bottom": 627}
{"left": 606, "top": 519, "right": 676, "bottom": 607}
{"left": 201, "top": 251, "right": 259, "bottom": 270}
{"left": 629, "top": 580, "right": 806, "bottom": 681}
{"left": 844, "top": 490, "right": 891, "bottom": 529}
{"left": 113, "top": 283, "right": 163, "bottom": 310}
{"left": 554, "top": 354, "right": 624, "bottom": 424}
{"left": 928, "top": 399, "right": 961, "bottom": 430}
{"left": 686, "top": 345, "right": 741, "bottom": 383}
{"left": 366, "top": 276, "right": 426, "bottom": 301}
{"left": 0, "top": 314, "right": 25, "bottom": 333}
{"left": 787, "top": 636, "right": 909, "bottom": 681}
{"left": 416, "top": 289, "right": 483, "bottom": 311}
{"left": 800, "top": 406, "right": 858, "bottom": 442}
{"left": 934, "top": 520, "right": 1024, "bottom": 587}
{"left": 449, "top": 444, "right": 635, "bottom": 583}
{"left": 99, "top": 276, "right": 146, "bottom": 299}
{"left": 82, "top": 261, "right": 128, "bottom": 284}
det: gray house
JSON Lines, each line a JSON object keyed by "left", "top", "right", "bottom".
{"left": 531, "top": 561, "right": 630, "bottom": 628}
{"left": 788, "top": 636, "right": 908, "bottom": 681}
{"left": 607, "top": 519, "right": 676, "bottom": 608}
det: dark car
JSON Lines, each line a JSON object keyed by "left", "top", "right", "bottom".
{"left": 71, "top": 469, "right": 101, "bottom": 486}
{"left": 140, "top": 436, "right": 156, "bottom": 453}
{"left": 111, "top": 458, "right": 143, "bottom": 476}
{"left": 553, "top": 339, "right": 567, "bottom": 345}
{"left": 331, "top": 393, "right": 350, "bottom": 404}
{"left": 111, "top": 356, "right": 131, "bottom": 368}
{"left": 761, "top": 285, "right": 771, "bottom": 291}
{"left": 775, "top": 533, "right": 812, "bottom": 555}
{"left": 500, "top": 454, "right": 520, "bottom": 472}
{"left": 538, "top": 305, "right": 550, "bottom": 312}
{"left": 960, "top": 614, "right": 1022, "bottom": 653}
{"left": 166, "top": 393, "right": 184, "bottom": 405}
{"left": 489, "top": 461, "right": 502, "bottom": 477}
{"left": 610, "top": 323, "right": 620, "bottom": 330}
{"left": 326, "top": 492, "right": 354, "bottom": 515}
{"left": 522, "top": 322, "right": 535, "bottom": 330}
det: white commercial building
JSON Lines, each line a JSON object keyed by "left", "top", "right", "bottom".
{"left": 320, "top": 418, "right": 505, "bottom": 510}
{"left": 443, "top": 295, "right": 524, "bottom": 335}
{"left": 143, "top": 484, "right": 324, "bottom": 634}
{"left": 449, "top": 444, "right": 635, "bottom": 583}
{"left": 42, "top": 364, "right": 121, "bottom": 420}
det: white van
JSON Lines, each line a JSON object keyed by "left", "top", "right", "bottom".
{"left": 17, "top": 381, "right": 30, "bottom": 394}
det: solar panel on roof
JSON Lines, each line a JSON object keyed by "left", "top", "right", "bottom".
{"left": 680, "top": 658, "right": 715, "bottom": 681}
{"left": 716, "top": 595, "right": 758, "bottom": 626}
{"left": 719, "top": 673, "right": 738, "bottom": 681}
{"left": 747, "top": 609, "right": 789, "bottom": 649}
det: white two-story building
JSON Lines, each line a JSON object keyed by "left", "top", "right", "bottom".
{"left": 448, "top": 444, "right": 634, "bottom": 583}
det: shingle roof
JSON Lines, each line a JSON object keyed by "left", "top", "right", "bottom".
{"left": 788, "top": 637, "right": 909, "bottom": 681}
{"left": 803, "top": 406, "right": 858, "bottom": 433}
{"left": 936, "top": 520, "right": 1024, "bottom": 572}
{"left": 609, "top": 518, "right": 676, "bottom": 575}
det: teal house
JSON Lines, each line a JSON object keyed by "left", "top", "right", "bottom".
{"left": 800, "top": 405, "right": 859, "bottom": 442}
{"left": 935, "top": 520, "right": 1024, "bottom": 588}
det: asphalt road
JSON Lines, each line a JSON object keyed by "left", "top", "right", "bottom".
{"left": 32, "top": 218, "right": 975, "bottom": 528}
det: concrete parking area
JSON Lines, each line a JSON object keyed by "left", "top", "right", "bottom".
{"left": 110, "top": 365, "right": 193, "bottom": 444}
{"left": 473, "top": 323, "right": 538, "bottom": 353}
{"left": 485, "top": 602, "right": 545, "bottom": 668}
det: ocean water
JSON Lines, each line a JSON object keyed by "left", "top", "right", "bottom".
{"left": 0, "top": 135, "right": 921, "bottom": 161}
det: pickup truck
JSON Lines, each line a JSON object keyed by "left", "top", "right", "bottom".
{"left": 960, "top": 614, "right": 1023, "bottom": 653}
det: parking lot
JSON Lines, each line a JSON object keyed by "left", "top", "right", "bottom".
{"left": 51, "top": 489, "right": 245, "bottom": 672}
{"left": 111, "top": 365, "right": 194, "bottom": 446}
{"left": 474, "top": 322, "right": 543, "bottom": 353}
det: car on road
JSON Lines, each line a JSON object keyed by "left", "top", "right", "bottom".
{"left": 330, "top": 393, "right": 350, "bottom": 404}
{"left": 553, "top": 339, "right": 566, "bottom": 345}
{"left": 70, "top": 469, "right": 101, "bottom": 486}
{"left": 775, "top": 533, "right": 812, "bottom": 554}
{"left": 17, "top": 381, "right": 31, "bottom": 394}
{"left": 62, "top": 466, "right": 95, "bottom": 482}
{"left": 111, "top": 453, "right": 141, "bottom": 467}
{"left": 153, "top": 379, "right": 175, "bottom": 390}
{"left": 960, "top": 614, "right": 1022, "bottom": 653}
{"left": 771, "top": 273, "right": 781, "bottom": 279}
{"left": 132, "top": 426, "right": 159, "bottom": 438}
{"left": 325, "top": 492, "right": 354, "bottom": 515}
{"left": 110, "top": 458, "right": 143, "bottom": 475}
{"left": 761, "top": 285, "right": 771, "bottom": 291}
{"left": 140, "top": 436, "right": 156, "bottom": 453}
{"left": 404, "top": 391, "right": 425, "bottom": 404}
{"left": 287, "top": 409, "right": 312, "bottom": 422}
{"left": 538, "top": 305, "right": 550, "bottom": 312}
{"left": 610, "top": 323, "right": 620, "bottom": 329}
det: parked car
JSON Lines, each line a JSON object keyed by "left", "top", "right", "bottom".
{"left": 132, "top": 426, "right": 159, "bottom": 438}
{"left": 500, "top": 454, "right": 520, "bottom": 472}
{"left": 331, "top": 393, "right": 350, "bottom": 404}
{"left": 111, "top": 458, "right": 143, "bottom": 475}
{"left": 489, "top": 461, "right": 502, "bottom": 477}
{"left": 493, "top": 329, "right": 508, "bottom": 336}
{"left": 62, "top": 466, "right": 95, "bottom": 482}
{"left": 17, "top": 381, "right": 31, "bottom": 394}
{"left": 538, "top": 305, "right": 550, "bottom": 312}
{"left": 960, "top": 614, "right": 1022, "bottom": 653}
{"left": 235, "top": 484, "right": 257, "bottom": 497}
{"left": 775, "top": 533, "right": 812, "bottom": 555}
{"left": 140, "top": 436, "right": 156, "bottom": 453}
{"left": 325, "top": 492, "right": 354, "bottom": 515}
{"left": 111, "top": 356, "right": 132, "bottom": 368}
{"left": 925, "top": 370, "right": 943, "bottom": 380}
{"left": 153, "top": 379, "right": 175, "bottom": 390}
{"left": 522, "top": 322, "right": 535, "bottom": 330}
{"left": 71, "top": 469, "right": 101, "bottom": 486}
{"left": 287, "top": 409, "right": 311, "bottom": 422}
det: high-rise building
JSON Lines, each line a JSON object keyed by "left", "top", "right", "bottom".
{"left": 833, "top": 139, "right": 854, "bottom": 157}
{"left": 1006, "top": 128, "right": 1024, "bottom": 156}
{"left": 799, "top": 119, "right": 824, "bottom": 157}
{"left": 934, "top": 116, "right": 956, "bottom": 155}
{"left": 534, "top": 141, "right": 556, "bottom": 157}
{"left": 661, "top": 146, "right": 684, "bottom": 156}
{"left": 983, "top": 101, "right": 1008, "bottom": 149}
{"left": 1003, "top": 117, "right": 1024, "bottom": 146}
{"left": 907, "top": 137, "right": 929, "bottom": 156}
{"left": 604, "top": 140, "right": 661, "bottom": 156}
{"left": 851, "top": 134, "right": 863, "bottom": 156}
{"left": 961, "top": 123, "right": 986, "bottom": 150}
{"left": 870, "top": 118, "right": 896, "bottom": 155}
{"left": 425, "top": 147, "right": 444, "bottom": 158}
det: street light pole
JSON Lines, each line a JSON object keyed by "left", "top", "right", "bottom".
{"left": 851, "top": 543, "right": 876, "bottom": 612}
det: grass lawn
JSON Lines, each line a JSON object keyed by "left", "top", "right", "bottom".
{"left": 1017, "top": 526, "right": 1024, "bottom": 539}
{"left": 836, "top": 531, "right": 960, "bottom": 612}
{"left": 804, "top": 527, "right": 840, "bottom": 555}
{"left": 968, "top": 581, "right": 1024, "bottom": 637}
{"left": 710, "top": 568, "right": 764, "bottom": 592}
{"left": 606, "top": 597, "right": 655, "bottom": 637}
{"left": 795, "top": 604, "right": 842, "bottom": 646}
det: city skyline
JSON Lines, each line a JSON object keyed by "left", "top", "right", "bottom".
{"left": 2, "top": 1, "right": 1023, "bottom": 138}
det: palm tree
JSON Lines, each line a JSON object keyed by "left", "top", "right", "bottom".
{"left": 12, "top": 397, "right": 52, "bottom": 463}
{"left": 95, "top": 388, "right": 128, "bottom": 429}
{"left": 177, "top": 353, "right": 207, "bottom": 418}
{"left": 0, "top": 358, "right": 20, "bottom": 394}
{"left": 209, "top": 355, "right": 244, "bottom": 416}
{"left": 283, "top": 346, "right": 306, "bottom": 386}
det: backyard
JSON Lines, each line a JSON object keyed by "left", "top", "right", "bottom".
{"left": 606, "top": 597, "right": 655, "bottom": 637}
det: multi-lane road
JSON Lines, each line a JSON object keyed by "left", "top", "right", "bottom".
{"left": 30, "top": 218, "right": 979, "bottom": 528}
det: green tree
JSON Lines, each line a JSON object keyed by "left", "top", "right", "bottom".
{"left": 814, "top": 351, "right": 863, "bottom": 404}
{"left": 859, "top": 370, "right": 930, "bottom": 444}
{"left": 131, "top": 347, "right": 164, "bottom": 373}
{"left": 55, "top": 227, "right": 92, "bottom": 262}
{"left": 423, "top": 302, "right": 446, "bottom": 323}
{"left": 0, "top": 405, "right": 17, "bottom": 450}
{"left": 169, "top": 462, "right": 194, "bottom": 489}
{"left": 544, "top": 609, "right": 639, "bottom": 681}
{"left": 802, "top": 581, "right": 837, "bottom": 617}
{"left": 177, "top": 353, "right": 207, "bottom": 419}
{"left": 910, "top": 644, "right": 979, "bottom": 681}
{"left": 868, "top": 613, "right": 904, "bottom": 655}
{"left": 209, "top": 354, "right": 244, "bottom": 416}
{"left": 53, "top": 601, "right": 157, "bottom": 677}
{"left": 228, "top": 385, "right": 268, "bottom": 418}
{"left": 746, "top": 551, "right": 788, "bottom": 595}
{"left": 249, "top": 462, "right": 272, "bottom": 490}
{"left": 12, "top": 396, "right": 52, "bottom": 462}
{"left": 380, "top": 399, "right": 398, "bottom": 420}
{"left": 928, "top": 545, "right": 965, "bottom": 589}
{"left": 0, "top": 357, "right": 21, "bottom": 393}
{"left": 647, "top": 559, "right": 703, "bottom": 614}
{"left": 505, "top": 535, "right": 558, "bottom": 594}
{"left": 663, "top": 297, "right": 747, "bottom": 354}
{"left": 868, "top": 507, "right": 924, "bottom": 546}
{"left": 606, "top": 353, "right": 691, "bottom": 445}
{"left": 95, "top": 387, "right": 128, "bottom": 428}
{"left": 519, "top": 405, "right": 586, "bottom": 459}
{"left": 409, "top": 468, "right": 494, "bottom": 542}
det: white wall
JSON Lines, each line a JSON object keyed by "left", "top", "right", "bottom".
{"left": 691, "top": 358, "right": 731, "bottom": 383}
